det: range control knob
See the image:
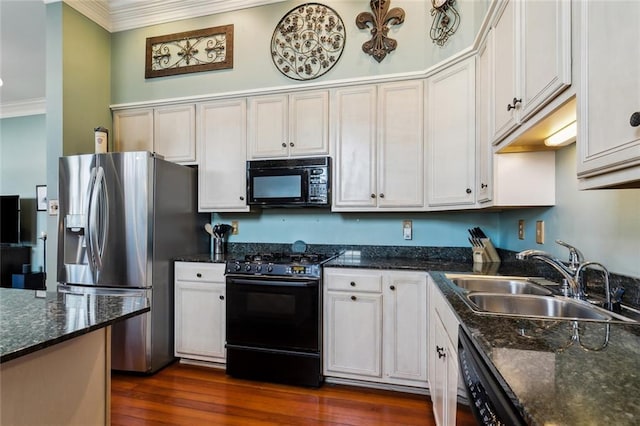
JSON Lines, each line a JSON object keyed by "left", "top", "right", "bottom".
{"left": 255, "top": 265, "right": 262, "bottom": 273}
{"left": 245, "top": 264, "right": 252, "bottom": 272}
{"left": 267, "top": 265, "right": 274, "bottom": 273}
{"left": 233, "top": 262, "right": 241, "bottom": 272}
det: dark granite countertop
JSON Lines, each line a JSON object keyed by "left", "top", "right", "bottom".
{"left": 324, "top": 252, "right": 640, "bottom": 425}
{"left": 0, "top": 288, "right": 149, "bottom": 364}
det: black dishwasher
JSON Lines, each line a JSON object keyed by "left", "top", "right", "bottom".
{"left": 458, "top": 326, "right": 526, "bottom": 426}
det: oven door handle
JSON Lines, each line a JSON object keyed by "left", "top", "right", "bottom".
{"left": 227, "top": 277, "right": 318, "bottom": 287}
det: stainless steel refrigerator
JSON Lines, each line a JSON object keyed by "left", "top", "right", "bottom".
{"left": 57, "top": 151, "right": 203, "bottom": 373}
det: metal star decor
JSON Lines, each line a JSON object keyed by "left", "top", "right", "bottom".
{"left": 355, "top": 0, "right": 405, "bottom": 63}
{"left": 145, "top": 25, "right": 234, "bottom": 78}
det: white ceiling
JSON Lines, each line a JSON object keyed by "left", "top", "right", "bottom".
{"left": 0, "top": 0, "right": 284, "bottom": 113}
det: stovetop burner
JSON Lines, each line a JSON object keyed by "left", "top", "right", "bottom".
{"left": 227, "top": 252, "right": 338, "bottom": 278}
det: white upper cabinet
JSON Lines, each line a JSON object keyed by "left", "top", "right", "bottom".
{"left": 248, "top": 91, "right": 329, "bottom": 159}
{"left": 477, "top": 34, "right": 493, "bottom": 204}
{"left": 113, "top": 109, "right": 154, "bottom": 153}
{"left": 426, "top": 57, "right": 476, "bottom": 208}
{"left": 113, "top": 105, "right": 196, "bottom": 164}
{"left": 577, "top": 0, "right": 640, "bottom": 189}
{"left": 197, "top": 99, "right": 249, "bottom": 212}
{"left": 332, "top": 81, "right": 424, "bottom": 211}
{"left": 490, "top": 0, "right": 571, "bottom": 145}
{"left": 154, "top": 105, "right": 196, "bottom": 163}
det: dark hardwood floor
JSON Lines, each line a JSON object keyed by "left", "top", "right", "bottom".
{"left": 111, "top": 363, "right": 477, "bottom": 425}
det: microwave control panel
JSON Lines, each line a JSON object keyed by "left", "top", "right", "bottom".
{"left": 308, "top": 167, "right": 328, "bottom": 203}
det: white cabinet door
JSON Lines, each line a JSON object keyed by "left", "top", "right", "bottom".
{"left": 248, "top": 91, "right": 329, "bottom": 159}
{"left": 491, "top": 0, "right": 518, "bottom": 143}
{"left": 175, "top": 281, "right": 226, "bottom": 362}
{"left": 174, "top": 262, "right": 226, "bottom": 363}
{"left": 113, "top": 109, "right": 153, "bottom": 153}
{"left": 490, "top": 0, "right": 571, "bottom": 145}
{"left": 248, "top": 95, "right": 288, "bottom": 158}
{"left": 325, "top": 291, "right": 383, "bottom": 378}
{"left": 383, "top": 271, "right": 427, "bottom": 385}
{"left": 577, "top": 0, "right": 640, "bottom": 187}
{"left": 154, "top": 104, "right": 196, "bottom": 163}
{"left": 332, "top": 86, "right": 377, "bottom": 209}
{"left": 289, "top": 91, "right": 329, "bottom": 156}
{"left": 197, "top": 99, "right": 249, "bottom": 212}
{"left": 426, "top": 58, "right": 476, "bottom": 207}
{"left": 519, "top": 0, "right": 571, "bottom": 121}
{"left": 477, "top": 33, "right": 493, "bottom": 204}
{"left": 378, "top": 80, "right": 425, "bottom": 208}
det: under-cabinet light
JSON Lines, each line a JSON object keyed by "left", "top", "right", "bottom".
{"left": 544, "top": 121, "right": 577, "bottom": 147}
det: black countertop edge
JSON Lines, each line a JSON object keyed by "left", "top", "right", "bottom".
{"left": 0, "top": 307, "right": 149, "bottom": 364}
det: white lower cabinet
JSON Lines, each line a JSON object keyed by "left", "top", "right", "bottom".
{"left": 174, "top": 262, "right": 226, "bottom": 364}
{"left": 428, "top": 275, "right": 461, "bottom": 426}
{"left": 324, "top": 268, "right": 427, "bottom": 388}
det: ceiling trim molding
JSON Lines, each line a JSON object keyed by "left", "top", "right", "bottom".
{"left": 109, "top": 0, "right": 286, "bottom": 32}
{"left": 47, "top": 0, "right": 286, "bottom": 33}
{"left": 0, "top": 98, "right": 46, "bottom": 119}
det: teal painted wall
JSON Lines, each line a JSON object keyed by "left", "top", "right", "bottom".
{"left": 214, "top": 210, "right": 500, "bottom": 247}
{"left": 111, "top": 0, "right": 489, "bottom": 104}
{"left": 499, "top": 145, "right": 640, "bottom": 278}
{"left": 0, "top": 114, "right": 48, "bottom": 271}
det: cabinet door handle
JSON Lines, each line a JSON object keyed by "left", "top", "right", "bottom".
{"left": 281, "top": 142, "right": 287, "bottom": 148}
{"left": 389, "top": 285, "right": 395, "bottom": 291}
{"left": 466, "top": 188, "right": 472, "bottom": 194}
{"left": 239, "top": 196, "right": 245, "bottom": 201}
{"left": 481, "top": 183, "right": 488, "bottom": 189}
{"left": 196, "top": 273, "right": 202, "bottom": 278}
{"left": 350, "top": 281, "right": 356, "bottom": 287}
{"left": 219, "top": 295, "right": 225, "bottom": 300}
{"left": 630, "top": 112, "right": 640, "bottom": 127}
{"left": 379, "top": 193, "right": 385, "bottom": 198}
{"left": 436, "top": 345, "right": 446, "bottom": 359}
{"left": 290, "top": 142, "right": 295, "bottom": 147}
{"left": 370, "top": 193, "right": 376, "bottom": 198}
{"left": 351, "top": 295, "right": 357, "bottom": 301}
{"left": 507, "top": 97, "right": 522, "bottom": 111}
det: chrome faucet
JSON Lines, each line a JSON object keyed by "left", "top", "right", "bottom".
{"left": 575, "top": 261, "right": 611, "bottom": 309}
{"left": 516, "top": 240, "right": 584, "bottom": 299}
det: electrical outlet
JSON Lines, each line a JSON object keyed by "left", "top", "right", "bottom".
{"left": 402, "top": 220, "right": 412, "bottom": 240}
{"left": 536, "top": 220, "right": 545, "bottom": 244}
{"left": 231, "top": 220, "right": 239, "bottom": 235}
{"left": 518, "top": 219, "right": 525, "bottom": 240}
{"left": 48, "top": 199, "right": 59, "bottom": 216}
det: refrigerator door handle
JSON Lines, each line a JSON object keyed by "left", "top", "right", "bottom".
{"left": 88, "top": 166, "right": 106, "bottom": 272}
{"left": 85, "top": 166, "right": 98, "bottom": 272}
{"left": 97, "top": 167, "right": 109, "bottom": 263}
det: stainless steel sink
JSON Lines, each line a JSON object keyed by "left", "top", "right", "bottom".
{"left": 466, "top": 293, "right": 613, "bottom": 321}
{"left": 446, "top": 274, "right": 553, "bottom": 295}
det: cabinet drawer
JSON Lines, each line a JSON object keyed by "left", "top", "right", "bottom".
{"left": 175, "top": 262, "right": 225, "bottom": 283}
{"left": 324, "top": 268, "right": 382, "bottom": 293}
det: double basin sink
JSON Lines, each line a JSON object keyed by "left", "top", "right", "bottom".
{"left": 446, "top": 274, "right": 632, "bottom": 322}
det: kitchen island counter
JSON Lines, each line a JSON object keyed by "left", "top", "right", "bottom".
{"left": 0, "top": 287, "right": 149, "bottom": 363}
{"left": 0, "top": 288, "right": 149, "bottom": 425}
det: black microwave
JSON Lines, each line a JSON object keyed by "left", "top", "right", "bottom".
{"left": 247, "top": 157, "right": 331, "bottom": 207}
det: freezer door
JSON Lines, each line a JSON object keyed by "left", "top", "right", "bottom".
{"left": 59, "top": 152, "right": 153, "bottom": 288}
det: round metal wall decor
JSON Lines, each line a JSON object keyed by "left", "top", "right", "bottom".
{"left": 271, "top": 3, "right": 346, "bottom": 81}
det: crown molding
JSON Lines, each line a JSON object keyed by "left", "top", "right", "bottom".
{"left": 46, "top": 0, "right": 285, "bottom": 33}
{"left": 0, "top": 98, "right": 46, "bottom": 119}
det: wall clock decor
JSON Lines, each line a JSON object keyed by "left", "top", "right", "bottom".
{"left": 145, "top": 25, "right": 233, "bottom": 78}
{"left": 429, "top": 0, "right": 460, "bottom": 46}
{"left": 356, "top": 0, "right": 405, "bottom": 63}
{"left": 271, "top": 3, "right": 346, "bottom": 81}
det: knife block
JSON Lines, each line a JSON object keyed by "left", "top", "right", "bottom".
{"left": 472, "top": 238, "right": 501, "bottom": 265}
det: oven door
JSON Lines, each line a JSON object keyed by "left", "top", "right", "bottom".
{"left": 247, "top": 167, "right": 308, "bottom": 206}
{"left": 226, "top": 275, "right": 320, "bottom": 352}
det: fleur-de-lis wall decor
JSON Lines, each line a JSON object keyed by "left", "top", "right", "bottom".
{"left": 356, "top": 0, "right": 405, "bottom": 63}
